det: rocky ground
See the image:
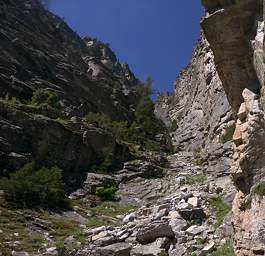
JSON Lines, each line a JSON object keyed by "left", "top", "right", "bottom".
{"left": 75, "top": 153, "right": 235, "bottom": 256}
{"left": 2, "top": 151, "right": 236, "bottom": 256}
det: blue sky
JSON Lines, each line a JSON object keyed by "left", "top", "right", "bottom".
{"left": 50, "top": 1, "right": 204, "bottom": 93}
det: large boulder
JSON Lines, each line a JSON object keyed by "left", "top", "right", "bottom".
{"left": 136, "top": 222, "right": 174, "bottom": 244}
{"left": 83, "top": 173, "right": 117, "bottom": 194}
{"left": 131, "top": 238, "right": 170, "bottom": 256}
{"left": 95, "top": 242, "right": 131, "bottom": 256}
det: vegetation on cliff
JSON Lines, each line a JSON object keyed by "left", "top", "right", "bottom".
{"left": 85, "top": 76, "right": 171, "bottom": 155}
{"left": 0, "top": 163, "right": 68, "bottom": 209}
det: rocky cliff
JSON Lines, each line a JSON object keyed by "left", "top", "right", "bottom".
{"left": 201, "top": 0, "right": 265, "bottom": 255}
{"left": 0, "top": 0, "right": 142, "bottom": 186}
{"left": 155, "top": 33, "right": 237, "bottom": 185}
{"left": 157, "top": 0, "right": 265, "bottom": 255}
{"left": 1, "top": 0, "right": 265, "bottom": 255}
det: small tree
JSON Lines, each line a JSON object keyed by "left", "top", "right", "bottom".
{"left": 134, "top": 76, "right": 166, "bottom": 139}
{"left": 31, "top": 89, "right": 60, "bottom": 109}
{"left": 95, "top": 186, "right": 117, "bottom": 201}
{"left": 0, "top": 163, "right": 67, "bottom": 209}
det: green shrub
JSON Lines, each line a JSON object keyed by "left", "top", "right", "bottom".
{"left": 95, "top": 186, "right": 117, "bottom": 201}
{"left": 193, "top": 148, "right": 207, "bottom": 166}
{"left": 220, "top": 126, "right": 235, "bottom": 144}
{"left": 170, "top": 120, "right": 178, "bottom": 131}
{"left": 84, "top": 112, "right": 129, "bottom": 141}
{"left": 133, "top": 76, "right": 166, "bottom": 139}
{"left": 211, "top": 240, "right": 235, "bottom": 256}
{"left": 84, "top": 112, "right": 167, "bottom": 153}
{"left": 184, "top": 174, "right": 207, "bottom": 185}
{"left": 0, "top": 94, "right": 17, "bottom": 106}
{"left": 208, "top": 196, "right": 231, "bottom": 229}
{"left": 84, "top": 76, "right": 170, "bottom": 154}
{"left": 90, "top": 152, "right": 115, "bottom": 174}
{"left": 252, "top": 181, "right": 265, "bottom": 197}
{"left": 0, "top": 163, "right": 67, "bottom": 209}
{"left": 31, "top": 89, "right": 60, "bottom": 108}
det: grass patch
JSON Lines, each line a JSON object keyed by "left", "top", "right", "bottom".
{"left": 158, "top": 251, "right": 169, "bottom": 256}
{"left": 47, "top": 216, "right": 81, "bottom": 238}
{"left": 95, "top": 186, "right": 117, "bottom": 201}
{"left": 252, "top": 181, "right": 265, "bottom": 197}
{"left": 56, "top": 117, "right": 71, "bottom": 126}
{"left": 208, "top": 196, "right": 231, "bottom": 229}
{"left": 91, "top": 202, "right": 135, "bottom": 219}
{"left": 210, "top": 240, "right": 235, "bottom": 256}
{"left": 242, "top": 181, "right": 265, "bottom": 210}
{"left": 193, "top": 148, "right": 207, "bottom": 166}
{"left": 0, "top": 199, "right": 85, "bottom": 254}
{"left": 183, "top": 174, "right": 207, "bottom": 185}
{"left": 0, "top": 200, "right": 45, "bottom": 253}
{"left": 87, "top": 217, "right": 110, "bottom": 228}
{"left": 220, "top": 126, "right": 235, "bottom": 144}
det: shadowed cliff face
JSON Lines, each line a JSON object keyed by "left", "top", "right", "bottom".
{"left": 0, "top": 0, "right": 137, "bottom": 120}
{"left": 0, "top": 0, "right": 142, "bottom": 185}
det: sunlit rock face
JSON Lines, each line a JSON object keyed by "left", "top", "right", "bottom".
{"left": 201, "top": 0, "right": 265, "bottom": 255}
{"left": 201, "top": 0, "right": 262, "bottom": 112}
{"left": 155, "top": 34, "right": 233, "bottom": 178}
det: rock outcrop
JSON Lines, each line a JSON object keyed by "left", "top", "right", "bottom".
{"left": 155, "top": 34, "right": 233, "bottom": 179}
{"left": 156, "top": 0, "right": 265, "bottom": 254}
{"left": 201, "top": 0, "right": 265, "bottom": 255}
{"left": 0, "top": 0, "right": 140, "bottom": 183}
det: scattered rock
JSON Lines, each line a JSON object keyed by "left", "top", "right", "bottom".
{"left": 187, "top": 197, "right": 199, "bottom": 208}
{"left": 136, "top": 222, "right": 174, "bottom": 244}
{"left": 186, "top": 225, "right": 205, "bottom": 236}
{"left": 123, "top": 213, "right": 136, "bottom": 223}
{"left": 12, "top": 252, "right": 29, "bottom": 256}
{"left": 95, "top": 242, "right": 131, "bottom": 256}
{"left": 199, "top": 241, "right": 215, "bottom": 256}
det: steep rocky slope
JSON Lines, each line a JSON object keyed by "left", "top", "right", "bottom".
{"left": 0, "top": 0, "right": 142, "bottom": 186}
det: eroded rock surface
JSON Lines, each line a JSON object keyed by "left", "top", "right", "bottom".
{"left": 201, "top": 0, "right": 265, "bottom": 255}
{"left": 0, "top": 0, "right": 140, "bottom": 183}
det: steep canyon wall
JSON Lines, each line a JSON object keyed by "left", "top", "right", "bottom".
{"left": 157, "top": 0, "right": 265, "bottom": 254}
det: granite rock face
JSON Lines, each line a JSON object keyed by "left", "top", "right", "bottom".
{"left": 0, "top": 0, "right": 138, "bottom": 120}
